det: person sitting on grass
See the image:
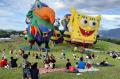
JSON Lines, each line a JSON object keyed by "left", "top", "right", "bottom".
{"left": 44, "top": 56, "right": 50, "bottom": 69}
{"left": 92, "top": 53, "right": 95, "bottom": 59}
{"left": 31, "top": 63, "right": 39, "bottom": 79}
{"left": 65, "top": 59, "right": 71, "bottom": 70}
{"left": 77, "top": 57, "right": 86, "bottom": 69}
{"left": 18, "top": 49, "right": 24, "bottom": 56}
{"left": 22, "top": 54, "right": 31, "bottom": 79}
{"left": 10, "top": 57, "right": 18, "bottom": 68}
{"left": 86, "top": 61, "right": 92, "bottom": 69}
{"left": 0, "top": 57, "right": 8, "bottom": 68}
{"left": 49, "top": 56, "right": 56, "bottom": 69}
{"left": 28, "top": 51, "right": 30, "bottom": 56}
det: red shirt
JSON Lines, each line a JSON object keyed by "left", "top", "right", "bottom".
{"left": 0, "top": 59, "right": 7, "bottom": 67}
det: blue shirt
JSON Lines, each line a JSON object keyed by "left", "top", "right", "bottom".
{"left": 78, "top": 61, "right": 86, "bottom": 69}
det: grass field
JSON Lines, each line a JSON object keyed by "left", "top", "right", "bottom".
{"left": 0, "top": 37, "right": 120, "bottom": 79}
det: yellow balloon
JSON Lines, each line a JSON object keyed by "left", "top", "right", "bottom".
{"left": 68, "top": 8, "right": 101, "bottom": 44}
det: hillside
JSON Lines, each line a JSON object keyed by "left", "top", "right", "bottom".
{"left": 0, "top": 37, "right": 120, "bottom": 79}
{"left": 99, "top": 28, "right": 120, "bottom": 39}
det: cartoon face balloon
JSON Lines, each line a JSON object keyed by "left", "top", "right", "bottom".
{"left": 24, "top": 0, "right": 55, "bottom": 49}
{"left": 68, "top": 8, "right": 101, "bottom": 44}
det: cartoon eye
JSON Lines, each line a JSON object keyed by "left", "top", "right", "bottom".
{"left": 81, "top": 19, "right": 88, "bottom": 26}
{"left": 89, "top": 21, "right": 97, "bottom": 27}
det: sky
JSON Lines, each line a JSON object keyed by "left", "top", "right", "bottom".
{"left": 0, "top": 0, "right": 120, "bottom": 31}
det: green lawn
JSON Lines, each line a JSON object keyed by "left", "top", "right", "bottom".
{"left": 0, "top": 37, "right": 120, "bottom": 79}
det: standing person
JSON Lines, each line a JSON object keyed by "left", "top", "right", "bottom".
{"left": 61, "top": 49, "right": 66, "bottom": 59}
{"left": 73, "top": 47, "right": 77, "bottom": 60}
{"left": 22, "top": 54, "right": 31, "bottom": 79}
{"left": 31, "top": 63, "right": 39, "bottom": 79}
{"left": 2, "top": 49, "right": 6, "bottom": 59}
{"left": 73, "top": 47, "right": 78, "bottom": 53}
{"left": 9, "top": 49, "right": 14, "bottom": 55}
{"left": 73, "top": 53, "right": 77, "bottom": 60}
{"left": 10, "top": 57, "right": 18, "bottom": 68}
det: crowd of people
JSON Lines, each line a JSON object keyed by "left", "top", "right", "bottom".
{"left": 0, "top": 49, "right": 40, "bottom": 79}
{"left": 107, "top": 50, "right": 120, "bottom": 59}
{"left": 0, "top": 47, "right": 116, "bottom": 78}
{"left": 65, "top": 57, "right": 94, "bottom": 73}
{"left": 0, "top": 48, "right": 58, "bottom": 79}
{"left": 44, "top": 54, "right": 56, "bottom": 69}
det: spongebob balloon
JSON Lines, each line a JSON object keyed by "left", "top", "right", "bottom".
{"left": 67, "top": 8, "right": 101, "bottom": 47}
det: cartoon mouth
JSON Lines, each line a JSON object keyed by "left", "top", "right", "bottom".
{"left": 79, "top": 27, "right": 95, "bottom": 37}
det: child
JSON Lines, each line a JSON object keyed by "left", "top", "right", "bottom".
{"left": 65, "top": 59, "right": 71, "bottom": 69}
{"left": 31, "top": 63, "right": 39, "bottom": 79}
{"left": 75, "top": 62, "right": 78, "bottom": 68}
{"left": 22, "top": 54, "right": 31, "bottom": 79}
{"left": 10, "top": 57, "right": 18, "bottom": 68}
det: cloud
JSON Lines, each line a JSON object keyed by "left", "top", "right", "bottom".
{"left": 54, "top": 1, "right": 66, "bottom": 9}
{"left": 50, "top": 0, "right": 120, "bottom": 12}
{"left": 0, "top": 0, "right": 120, "bottom": 30}
{"left": 100, "top": 15, "right": 120, "bottom": 30}
{"left": 102, "top": 15, "right": 120, "bottom": 21}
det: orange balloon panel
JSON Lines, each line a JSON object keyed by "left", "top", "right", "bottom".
{"left": 30, "top": 26, "right": 38, "bottom": 36}
{"left": 34, "top": 7, "right": 55, "bottom": 24}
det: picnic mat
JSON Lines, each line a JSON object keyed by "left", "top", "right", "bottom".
{"left": 39, "top": 68, "right": 65, "bottom": 74}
